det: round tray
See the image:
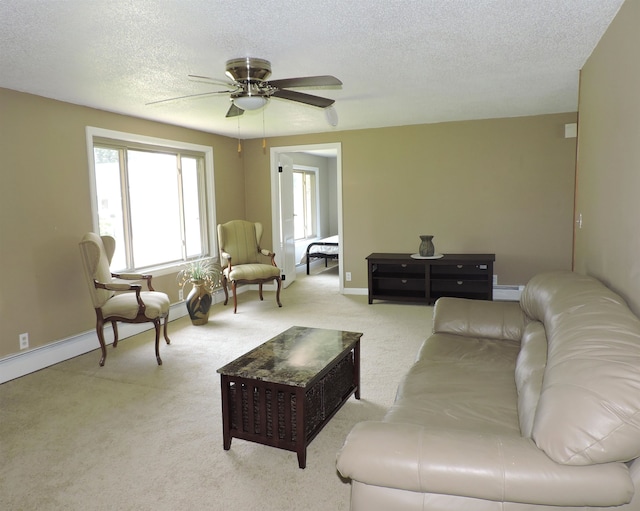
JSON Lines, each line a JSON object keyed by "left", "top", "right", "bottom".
{"left": 410, "top": 253, "right": 444, "bottom": 260}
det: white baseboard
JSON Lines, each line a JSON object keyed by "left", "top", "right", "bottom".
{"left": 0, "top": 288, "right": 241, "bottom": 384}
{"left": 0, "top": 291, "right": 231, "bottom": 385}
{"left": 343, "top": 287, "right": 368, "bottom": 296}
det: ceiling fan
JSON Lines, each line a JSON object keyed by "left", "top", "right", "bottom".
{"left": 148, "top": 57, "right": 342, "bottom": 119}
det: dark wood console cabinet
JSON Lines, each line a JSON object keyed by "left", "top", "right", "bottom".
{"left": 367, "top": 253, "right": 495, "bottom": 304}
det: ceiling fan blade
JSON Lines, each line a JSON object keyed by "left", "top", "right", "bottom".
{"left": 225, "top": 103, "right": 244, "bottom": 118}
{"left": 268, "top": 75, "right": 342, "bottom": 89}
{"left": 271, "top": 89, "right": 335, "bottom": 108}
{"left": 188, "top": 74, "right": 236, "bottom": 87}
{"left": 146, "top": 90, "right": 234, "bottom": 105}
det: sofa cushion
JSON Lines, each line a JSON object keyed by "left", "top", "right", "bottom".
{"left": 433, "top": 297, "right": 527, "bottom": 342}
{"left": 523, "top": 271, "right": 640, "bottom": 465}
{"left": 384, "top": 333, "right": 521, "bottom": 436}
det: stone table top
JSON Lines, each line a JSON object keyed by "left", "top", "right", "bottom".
{"left": 217, "top": 326, "right": 363, "bottom": 387}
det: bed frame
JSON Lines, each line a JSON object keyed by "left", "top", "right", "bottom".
{"left": 305, "top": 236, "right": 339, "bottom": 275}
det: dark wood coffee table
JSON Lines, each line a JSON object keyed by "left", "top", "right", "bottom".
{"left": 217, "top": 326, "right": 362, "bottom": 468}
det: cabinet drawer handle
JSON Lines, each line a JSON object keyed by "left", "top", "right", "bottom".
{"left": 401, "top": 264, "right": 407, "bottom": 268}
{"left": 401, "top": 279, "right": 407, "bottom": 284}
{"left": 457, "top": 265, "right": 463, "bottom": 269}
{"left": 457, "top": 281, "right": 463, "bottom": 285}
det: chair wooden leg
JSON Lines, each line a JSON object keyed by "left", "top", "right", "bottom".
{"left": 258, "top": 283, "right": 264, "bottom": 301}
{"left": 163, "top": 315, "right": 171, "bottom": 345}
{"left": 231, "top": 281, "right": 238, "bottom": 314}
{"left": 275, "top": 277, "right": 282, "bottom": 308}
{"left": 96, "top": 318, "right": 107, "bottom": 367}
{"left": 154, "top": 319, "right": 162, "bottom": 365}
{"left": 112, "top": 321, "right": 119, "bottom": 348}
{"left": 222, "top": 276, "right": 229, "bottom": 306}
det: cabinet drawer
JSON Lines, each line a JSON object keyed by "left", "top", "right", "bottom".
{"left": 431, "top": 263, "right": 490, "bottom": 276}
{"left": 374, "top": 277, "right": 425, "bottom": 293}
{"left": 431, "top": 279, "right": 488, "bottom": 293}
{"left": 373, "top": 263, "right": 425, "bottom": 277}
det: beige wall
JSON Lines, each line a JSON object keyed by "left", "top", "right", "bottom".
{"left": 0, "top": 88, "right": 244, "bottom": 359}
{"left": 574, "top": 0, "right": 640, "bottom": 314}
{"left": 245, "top": 113, "right": 577, "bottom": 290}
{"left": 0, "top": 87, "right": 577, "bottom": 361}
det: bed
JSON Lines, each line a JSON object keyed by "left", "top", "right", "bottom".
{"left": 303, "top": 235, "right": 339, "bottom": 275}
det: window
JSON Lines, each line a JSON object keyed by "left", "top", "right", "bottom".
{"left": 87, "top": 127, "right": 216, "bottom": 273}
{"left": 293, "top": 167, "right": 318, "bottom": 240}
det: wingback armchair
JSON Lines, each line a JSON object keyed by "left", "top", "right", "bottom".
{"left": 79, "top": 232, "right": 171, "bottom": 366}
{"left": 217, "top": 220, "right": 282, "bottom": 313}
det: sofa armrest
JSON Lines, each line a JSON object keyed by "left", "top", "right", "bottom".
{"left": 433, "top": 297, "right": 527, "bottom": 341}
{"left": 336, "top": 422, "right": 633, "bottom": 506}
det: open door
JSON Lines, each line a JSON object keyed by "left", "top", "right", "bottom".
{"left": 273, "top": 153, "right": 296, "bottom": 288}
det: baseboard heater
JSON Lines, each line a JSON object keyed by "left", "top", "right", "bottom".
{"left": 493, "top": 285, "right": 524, "bottom": 301}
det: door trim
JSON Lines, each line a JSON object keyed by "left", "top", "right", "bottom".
{"left": 270, "top": 143, "right": 343, "bottom": 292}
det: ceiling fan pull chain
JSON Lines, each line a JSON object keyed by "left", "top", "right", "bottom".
{"left": 262, "top": 110, "right": 267, "bottom": 152}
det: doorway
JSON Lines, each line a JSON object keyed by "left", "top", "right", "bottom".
{"left": 270, "top": 143, "right": 343, "bottom": 292}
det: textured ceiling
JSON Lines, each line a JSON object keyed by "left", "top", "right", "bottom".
{"left": 0, "top": 0, "right": 625, "bottom": 139}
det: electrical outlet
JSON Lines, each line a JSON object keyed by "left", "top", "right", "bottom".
{"left": 346, "top": 272, "right": 352, "bottom": 282}
{"left": 493, "top": 274, "right": 498, "bottom": 286}
{"left": 178, "top": 289, "right": 184, "bottom": 301}
{"left": 19, "top": 332, "right": 29, "bottom": 350}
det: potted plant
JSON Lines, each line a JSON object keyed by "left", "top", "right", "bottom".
{"left": 177, "top": 259, "right": 222, "bottom": 325}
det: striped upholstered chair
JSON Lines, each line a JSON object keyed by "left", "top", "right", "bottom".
{"left": 79, "top": 232, "right": 171, "bottom": 366}
{"left": 217, "top": 220, "right": 282, "bottom": 313}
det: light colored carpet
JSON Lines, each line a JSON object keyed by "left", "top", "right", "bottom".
{"left": 0, "top": 264, "right": 433, "bottom": 511}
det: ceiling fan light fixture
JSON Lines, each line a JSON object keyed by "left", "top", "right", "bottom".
{"left": 232, "top": 95, "right": 268, "bottom": 111}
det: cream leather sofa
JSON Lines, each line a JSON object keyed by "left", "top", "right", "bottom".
{"left": 337, "top": 271, "right": 640, "bottom": 510}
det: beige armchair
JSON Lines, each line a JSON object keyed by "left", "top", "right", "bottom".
{"left": 79, "top": 232, "right": 171, "bottom": 366}
{"left": 217, "top": 220, "right": 282, "bottom": 313}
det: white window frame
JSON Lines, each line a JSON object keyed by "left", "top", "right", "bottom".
{"left": 85, "top": 126, "right": 217, "bottom": 276}
{"left": 293, "top": 165, "right": 320, "bottom": 241}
